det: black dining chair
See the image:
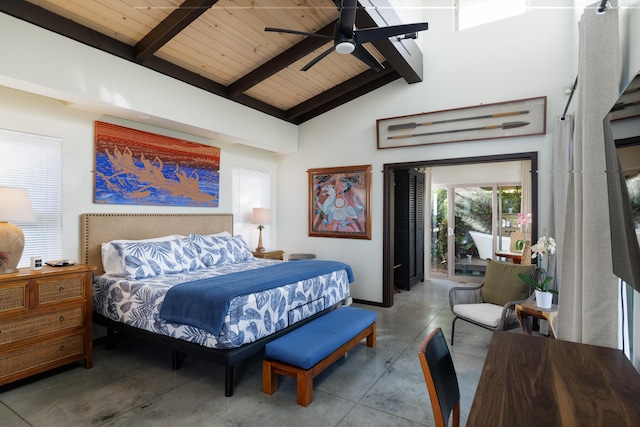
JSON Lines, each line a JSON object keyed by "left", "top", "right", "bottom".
{"left": 418, "top": 328, "right": 460, "bottom": 427}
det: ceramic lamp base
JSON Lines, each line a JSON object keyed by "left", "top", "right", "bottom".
{"left": 0, "top": 222, "right": 25, "bottom": 274}
{"left": 255, "top": 225, "right": 265, "bottom": 252}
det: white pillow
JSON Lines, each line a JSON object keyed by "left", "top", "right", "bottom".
{"left": 101, "top": 235, "right": 177, "bottom": 276}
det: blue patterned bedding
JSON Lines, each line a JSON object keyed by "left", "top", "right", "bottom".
{"left": 93, "top": 258, "right": 351, "bottom": 349}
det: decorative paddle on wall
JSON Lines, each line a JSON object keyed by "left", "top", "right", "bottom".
{"left": 387, "top": 110, "right": 530, "bottom": 132}
{"left": 265, "top": 0, "right": 428, "bottom": 71}
{"left": 387, "top": 121, "right": 530, "bottom": 140}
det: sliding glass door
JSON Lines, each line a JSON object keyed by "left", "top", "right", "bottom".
{"left": 429, "top": 183, "right": 522, "bottom": 281}
{"left": 452, "top": 186, "right": 494, "bottom": 279}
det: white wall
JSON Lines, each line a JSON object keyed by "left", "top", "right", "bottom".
{"left": 279, "top": 4, "right": 578, "bottom": 302}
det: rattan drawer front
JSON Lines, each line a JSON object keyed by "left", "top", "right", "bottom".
{"left": 0, "top": 306, "right": 83, "bottom": 345}
{"left": 36, "top": 276, "right": 83, "bottom": 305}
{"left": 0, "top": 333, "right": 84, "bottom": 379}
{"left": 0, "top": 282, "right": 28, "bottom": 313}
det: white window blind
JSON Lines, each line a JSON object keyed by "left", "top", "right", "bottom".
{"left": 231, "top": 167, "right": 271, "bottom": 250}
{"left": 0, "top": 129, "right": 62, "bottom": 267}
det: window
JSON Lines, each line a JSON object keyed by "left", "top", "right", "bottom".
{"left": 455, "top": 0, "right": 528, "bottom": 31}
{"left": 231, "top": 167, "right": 271, "bottom": 250}
{"left": 0, "top": 129, "right": 62, "bottom": 267}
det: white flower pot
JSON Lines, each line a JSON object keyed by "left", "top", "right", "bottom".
{"left": 535, "top": 290, "right": 553, "bottom": 309}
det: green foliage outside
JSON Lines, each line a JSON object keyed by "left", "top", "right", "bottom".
{"left": 431, "top": 186, "right": 523, "bottom": 266}
{"left": 431, "top": 188, "right": 448, "bottom": 266}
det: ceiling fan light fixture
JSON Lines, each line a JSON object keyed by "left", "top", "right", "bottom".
{"left": 335, "top": 41, "right": 355, "bottom": 55}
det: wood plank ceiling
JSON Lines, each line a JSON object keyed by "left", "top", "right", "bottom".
{"left": 2, "top": 0, "right": 426, "bottom": 124}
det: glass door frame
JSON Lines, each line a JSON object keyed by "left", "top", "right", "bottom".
{"left": 382, "top": 152, "right": 538, "bottom": 308}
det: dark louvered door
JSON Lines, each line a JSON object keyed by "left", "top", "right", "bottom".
{"left": 394, "top": 169, "right": 425, "bottom": 290}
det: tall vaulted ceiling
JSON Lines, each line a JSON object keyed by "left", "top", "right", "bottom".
{"left": 2, "top": 0, "right": 426, "bottom": 124}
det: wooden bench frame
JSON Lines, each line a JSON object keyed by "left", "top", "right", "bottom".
{"left": 262, "top": 321, "right": 376, "bottom": 406}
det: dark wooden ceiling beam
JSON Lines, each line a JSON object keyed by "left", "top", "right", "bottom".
{"left": 134, "top": 0, "right": 220, "bottom": 63}
{"left": 128, "top": 56, "right": 290, "bottom": 121}
{"left": 227, "top": 22, "right": 336, "bottom": 98}
{"left": 357, "top": 0, "right": 425, "bottom": 83}
{"left": 293, "top": 71, "right": 400, "bottom": 123}
{"left": 286, "top": 64, "right": 400, "bottom": 122}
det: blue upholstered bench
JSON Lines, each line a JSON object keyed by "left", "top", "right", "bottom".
{"left": 262, "top": 306, "right": 377, "bottom": 406}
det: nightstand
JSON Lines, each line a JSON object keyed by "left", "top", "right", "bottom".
{"left": 0, "top": 264, "right": 95, "bottom": 386}
{"left": 252, "top": 249, "right": 284, "bottom": 260}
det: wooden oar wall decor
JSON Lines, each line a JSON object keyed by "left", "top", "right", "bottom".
{"left": 376, "top": 96, "right": 547, "bottom": 149}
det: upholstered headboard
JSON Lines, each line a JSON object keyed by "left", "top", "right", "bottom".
{"left": 80, "top": 213, "right": 234, "bottom": 275}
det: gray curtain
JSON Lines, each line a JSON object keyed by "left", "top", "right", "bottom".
{"left": 550, "top": 115, "right": 573, "bottom": 295}
{"left": 555, "top": 1, "right": 621, "bottom": 347}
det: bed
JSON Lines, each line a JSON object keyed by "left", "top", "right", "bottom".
{"left": 80, "top": 213, "right": 352, "bottom": 397}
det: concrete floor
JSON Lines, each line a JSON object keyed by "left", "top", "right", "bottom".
{"left": 0, "top": 278, "right": 496, "bottom": 426}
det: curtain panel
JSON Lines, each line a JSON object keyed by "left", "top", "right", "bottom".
{"left": 556, "top": 1, "right": 620, "bottom": 348}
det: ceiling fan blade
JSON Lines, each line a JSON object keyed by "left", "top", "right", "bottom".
{"left": 265, "top": 27, "right": 333, "bottom": 39}
{"left": 337, "top": 0, "right": 358, "bottom": 37}
{"left": 355, "top": 22, "right": 429, "bottom": 44}
{"left": 351, "top": 44, "right": 384, "bottom": 72}
{"left": 301, "top": 46, "right": 336, "bottom": 71}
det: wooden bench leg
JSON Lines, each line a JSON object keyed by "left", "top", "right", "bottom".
{"left": 366, "top": 322, "right": 376, "bottom": 347}
{"left": 297, "top": 369, "right": 313, "bottom": 407}
{"left": 262, "top": 359, "right": 278, "bottom": 395}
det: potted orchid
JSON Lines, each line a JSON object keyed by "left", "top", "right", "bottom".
{"left": 515, "top": 212, "right": 532, "bottom": 251}
{"left": 517, "top": 236, "right": 558, "bottom": 308}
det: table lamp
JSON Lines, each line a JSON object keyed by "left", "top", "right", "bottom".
{"left": 251, "top": 207, "right": 270, "bottom": 252}
{"left": 0, "top": 187, "right": 36, "bottom": 274}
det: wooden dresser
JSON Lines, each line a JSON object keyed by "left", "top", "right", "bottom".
{"left": 0, "top": 264, "right": 95, "bottom": 386}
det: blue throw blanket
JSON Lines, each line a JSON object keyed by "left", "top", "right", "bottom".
{"left": 159, "top": 260, "right": 354, "bottom": 335}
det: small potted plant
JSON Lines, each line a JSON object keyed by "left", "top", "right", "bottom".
{"left": 515, "top": 212, "right": 532, "bottom": 251}
{"left": 518, "top": 236, "right": 558, "bottom": 308}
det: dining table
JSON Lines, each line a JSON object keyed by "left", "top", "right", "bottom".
{"left": 467, "top": 331, "right": 640, "bottom": 426}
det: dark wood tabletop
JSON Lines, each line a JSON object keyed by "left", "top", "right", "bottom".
{"left": 495, "top": 250, "right": 523, "bottom": 264}
{"left": 467, "top": 331, "right": 640, "bottom": 426}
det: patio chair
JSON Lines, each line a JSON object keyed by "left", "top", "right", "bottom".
{"left": 449, "top": 259, "right": 536, "bottom": 345}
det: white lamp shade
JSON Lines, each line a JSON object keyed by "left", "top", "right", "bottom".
{"left": 0, "top": 187, "right": 36, "bottom": 222}
{"left": 251, "top": 208, "right": 271, "bottom": 225}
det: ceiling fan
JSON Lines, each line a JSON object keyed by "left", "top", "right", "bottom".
{"left": 265, "top": 0, "right": 428, "bottom": 72}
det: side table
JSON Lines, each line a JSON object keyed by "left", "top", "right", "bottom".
{"left": 495, "top": 251, "right": 523, "bottom": 264}
{"left": 515, "top": 301, "right": 558, "bottom": 338}
{"left": 251, "top": 249, "right": 284, "bottom": 260}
